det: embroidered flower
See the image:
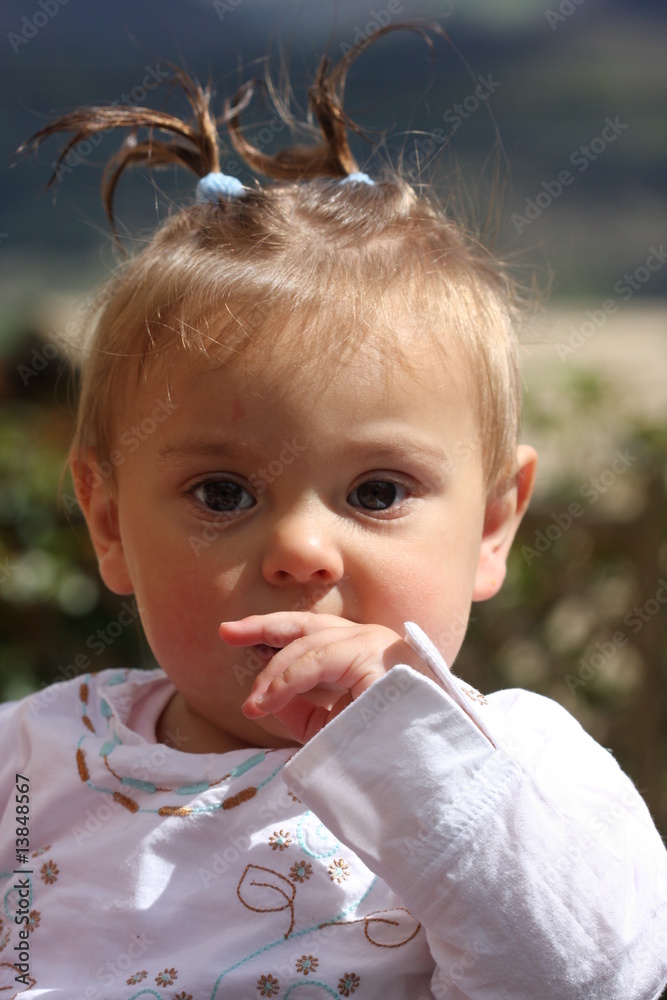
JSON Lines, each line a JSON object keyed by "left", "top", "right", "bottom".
{"left": 295, "top": 954, "right": 319, "bottom": 975}
{"left": 289, "top": 860, "right": 313, "bottom": 883}
{"left": 327, "top": 857, "right": 350, "bottom": 883}
{"left": 173, "top": 993, "right": 192, "bottom": 1000}
{"left": 155, "top": 967, "right": 178, "bottom": 986}
{"left": 40, "top": 860, "right": 59, "bottom": 884}
{"left": 257, "top": 973, "right": 280, "bottom": 996}
{"left": 126, "top": 971, "right": 147, "bottom": 985}
{"left": 27, "top": 910, "right": 40, "bottom": 933}
{"left": 31, "top": 845, "right": 51, "bottom": 857}
{"left": 268, "top": 829, "right": 292, "bottom": 851}
{"left": 462, "top": 682, "right": 488, "bottom": 706}
{"left": 338, "top": 972, "right": 361, "bottom": 996}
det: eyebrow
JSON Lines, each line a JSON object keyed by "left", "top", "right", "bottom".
{"left": 157, "top": 439, "right": 264, "bottom": 464}
{"left": 156, "top": 434, "right": 456, "bottom": 475}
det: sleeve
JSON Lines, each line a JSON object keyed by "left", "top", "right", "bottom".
{"left": 282, "top": 625, "right": 667, "bottom": 1000}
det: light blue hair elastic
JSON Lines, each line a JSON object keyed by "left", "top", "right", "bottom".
{"left": 339, "top": 172, "right": 374, "bottom": 186}
{"left": 196, "top": 169, "right": 374, "bottom": 203}
{"left": 196, "top": 171, "right": 246, "bottom": 203}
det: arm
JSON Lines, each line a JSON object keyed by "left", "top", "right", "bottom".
{"left": 280, "top": 635, "right": 667, "bottom": 1000}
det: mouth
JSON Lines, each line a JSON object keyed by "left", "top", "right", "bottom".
{"left": 254, "top": 644, "right": 283, "bottom": 661}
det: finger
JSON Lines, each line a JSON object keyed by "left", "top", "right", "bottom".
{"left": 244, "top": 633, "right": 386, "bottom": 717}
{"left": 270, "top": 691, "right": 354, "bottom": 745}
{"left": 219, "top": 612, "right": 351, "bottom": 648}
{"left": 243, "top": 625, "right": 360, "bottom": 698}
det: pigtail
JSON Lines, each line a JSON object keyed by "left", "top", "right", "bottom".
{"left": 225, "top": 20, "right": 443, "bottom": 182}
{"left": 19, "top": 68, "right": 221, "bottom": 239}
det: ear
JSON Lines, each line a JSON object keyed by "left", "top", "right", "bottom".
{"left": 70, "top": 452, "right": 134, "bottom": 596}
{"left": 472, "top": 444, "right": 538, "bottom": 602}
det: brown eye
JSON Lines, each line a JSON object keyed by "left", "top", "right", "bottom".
{"left": 192, "top": 480, "right": 255, "bottom": 514}
{"left": 348, "top": 480, "right": 406, "bottom": 511}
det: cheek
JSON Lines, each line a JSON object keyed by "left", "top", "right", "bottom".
{"left": 364, "top": 529, "right": 481, "bottom": 662}
{"left": 128, "top": 547, "right": 242, "bottom": 661}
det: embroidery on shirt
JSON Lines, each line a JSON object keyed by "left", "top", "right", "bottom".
{"left": 295, "top": 954, "right": 319, "bottom": 975}
{"left": 288, "top": 860, "right": 313, "bottom": 883}
{"left": 126, "top": 971, "right": 147, "bottom": 985}
{"left": 0, "top": 961, "right": 36, "bottom": 992}
{"left": 40, "top": 860, "right": 59, "bottom": 885}
{"left": 296, "top": 812, "right": 340, "bottom": 859}
{"left": 238, "top": 864, "right": 296, "bottom": 939}
{"left": 79, "top": 681, "right": 96, "bottom": 733}
{"left": 257, "top": 972, "right": 280, "bottom": 996}
{"left": 338, "top": 971, "right": 361, "bottom": 996}
{"left": 155, "top": 966, "right": 178, "bottom": 986}
{"left": 327, "top": 858, "right": 350, "bottom": 884}
{"left": 461, "top": 681, "right": 488, "bottom": 706}
{"left": 319, "top": 907, "right": 421, "bottom": 949}
{"left": 269, "top": 829, "right": 292, "bottom": 851}
{"left": 74, "top": 680, "right": 289, "bottom": 818}
{"left": 222, "top": 786, "right": 257, "bottom": 809}
{"left": 0, "top": 917, "right": 9, "bottom": 953}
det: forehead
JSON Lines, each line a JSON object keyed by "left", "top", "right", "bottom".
{"left": 130, "top": 323, "right": 482, "bottom": 464}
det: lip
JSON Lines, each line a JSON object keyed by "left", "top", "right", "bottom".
{"left": 254, "top": 644, "right": 282, "bottom": 661}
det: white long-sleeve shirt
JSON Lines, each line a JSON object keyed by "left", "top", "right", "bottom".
{"left": 0, "top": 624, "right": 665, "bottom": 998}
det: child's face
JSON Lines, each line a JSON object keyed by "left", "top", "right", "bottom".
{"left": 78, "top": 331, "right": 531, "bottom": 752}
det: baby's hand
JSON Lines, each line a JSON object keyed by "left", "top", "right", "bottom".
{"left": 219, "top": 613, "right": 423, "bottom": 744}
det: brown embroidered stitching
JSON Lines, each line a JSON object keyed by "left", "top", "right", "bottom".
{"left": 158, "top": 805, "right": 192, "bottom": 817}
{"left": 237, "top": 864, "right": 296, "bottom": 939}
{"left": 113, "top": 791, "right": 139, "bottom": 813}
{"left": 222, "top": 787, "right": 257, "bottom": 809}
{"left": 76, "top": 748, "right": 89, "bottom": 782}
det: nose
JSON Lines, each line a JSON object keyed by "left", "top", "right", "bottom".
{"left": 261, "top": 506, "right": 345, "bottom": 587}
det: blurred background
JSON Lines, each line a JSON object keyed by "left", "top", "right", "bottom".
{"left": 1, "top": 0, "right": 666, "bottom": 849}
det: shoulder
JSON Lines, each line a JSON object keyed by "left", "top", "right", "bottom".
{"left": 0, "top": 667, "right": 167, "bottom": 732}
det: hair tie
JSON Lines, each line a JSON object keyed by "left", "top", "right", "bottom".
{"left": 196, "top": 171, "right": 246, "bottom": 203}
{"left": 339, "top": 172, "right": 374, "bottom": 187}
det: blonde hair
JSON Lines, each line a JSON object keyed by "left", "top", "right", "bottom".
{"left": 24, "top": 24, "right": 523, "bottom": 497}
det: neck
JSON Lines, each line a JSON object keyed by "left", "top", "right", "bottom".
{"left": 155, "top": 692, "right": 296, "bottom": 755}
